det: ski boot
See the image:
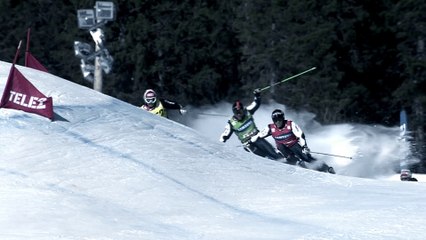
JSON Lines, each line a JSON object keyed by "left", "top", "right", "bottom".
{"left": 317, "top": 163, "right": 335, "bottom": 174}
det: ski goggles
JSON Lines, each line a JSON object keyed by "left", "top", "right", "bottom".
{"left": 234, "top": 108, "right": 243, "bottom": 115}
{"left": 273, "top": 118, "right": 283, "bottom": 124}
{"left": 233, "top": 109, "right": 245, "bottom": 119}
{"left": 272, "top": 112, "right": 284, "bottom": 122}
{"left": 145, "top": 97, "right": 156, "bottom": 104}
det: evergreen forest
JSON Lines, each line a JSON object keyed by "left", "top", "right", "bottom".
{"left": 0, "top": 0, "right": 425, "bottom": 171}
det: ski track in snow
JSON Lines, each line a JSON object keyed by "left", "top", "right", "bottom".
{"left": 3, "top": 103, "right": 320, "bottom": 233}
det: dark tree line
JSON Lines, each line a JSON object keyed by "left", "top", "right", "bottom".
{"left": 0, "top": 0, "right": 425, "bottom": 171}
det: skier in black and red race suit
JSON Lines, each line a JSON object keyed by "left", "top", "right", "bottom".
{"left": 255, "top": 109, "right": 335, "bottom": 174}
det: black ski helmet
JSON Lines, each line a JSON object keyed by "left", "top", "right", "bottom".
{"left": 232, "top": 100, "right": 245, "bottom": 119}
{"left": 271, "top": 109, "right": 285, "bottom": 123}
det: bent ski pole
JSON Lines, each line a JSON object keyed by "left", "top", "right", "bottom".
{"left": 259, "top": 67, "right": 317, "bottom": 92}
{"left": 310, "top": 151, "right": 352, "bottom": 159}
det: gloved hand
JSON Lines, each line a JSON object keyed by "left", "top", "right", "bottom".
{"left": 219, "top": 134, "right": 228, "bottom": 143}
{"left": 253, "top": 88, "right": 261, "bottom": 98}
{"left": 179, "top": 108, "right": 187, "bottom": 115}
{"left": 302, "top": 146, "right": 311, "bottom": 155}
{"left": 250, "top": 134, "right": 259, "bottom": 143}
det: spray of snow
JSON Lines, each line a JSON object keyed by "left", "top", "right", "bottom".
{"left": 176, "top": 101, "right": 417, "bottom": 179}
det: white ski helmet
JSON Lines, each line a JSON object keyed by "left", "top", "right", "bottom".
{"left": 143, "top": 89, "right": 157, "bottom": 106}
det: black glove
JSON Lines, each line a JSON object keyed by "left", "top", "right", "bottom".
{"left": 253, "top": 88, "right": 261, "bottom": 98}
{"left": 220, "top": 134, "right": 229, "bottom": 143}
{"left": 302, "top": 146, "right": 311, "bottom": 155}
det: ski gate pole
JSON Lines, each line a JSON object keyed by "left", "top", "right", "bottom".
{"left": 310, "top": 151, "right": 353, "bottom": 159}
{"left": 259, "top": 67, "right": 317, "bottom": 92}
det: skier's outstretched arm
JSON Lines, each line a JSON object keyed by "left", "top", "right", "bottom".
{"left": 291, "top": 121, "right": 307, "bottom": 147}
{"left": 161, "top": 99, "right": 182, "bottom": 110}
{"left": 256, "top": 125, "right": 272, "bottom": 139}
{"left": 220, "top": 122, "right": 233, "bottom": 142}
{"left": 246, "top": 89, "right": 261, "bottom": 115}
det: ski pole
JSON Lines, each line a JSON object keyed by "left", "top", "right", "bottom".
{"left": 259, "top": 67, "right": 317, "bottom": 92}
{"left": 197, "top": 112, "right": 228, "bottom": 117}
{"left": 310, "top": 151, "right": 352, "bottom": 159}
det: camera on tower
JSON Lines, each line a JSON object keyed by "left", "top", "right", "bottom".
{"left": 95, "top": 1, "right": 115, "bottom": 21}
{"left": 77, "top": 9, "right": 96, "bottom": 29}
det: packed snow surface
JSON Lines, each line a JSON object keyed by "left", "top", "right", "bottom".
{"left": 1, "top": 61, "right": 425, "bottom": 240}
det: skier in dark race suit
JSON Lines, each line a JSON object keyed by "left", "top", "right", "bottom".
{"left": 400, "top": 169, "right": 418, "bottom": 181}
{"left": 220, "top": 90, "right": 283, "bottom": 160}
{"left": 256, "top": 109, "right": 335, "bottom": 173}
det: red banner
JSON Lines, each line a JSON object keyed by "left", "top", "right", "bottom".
{"left": 25, "top": 28, "right": 48, "bottom": 72}
{"left": 25, "top": 52, "right": 48, "bottom": 72}
{"left": 0, "top": 66, "right": 53, "bottom": 120}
